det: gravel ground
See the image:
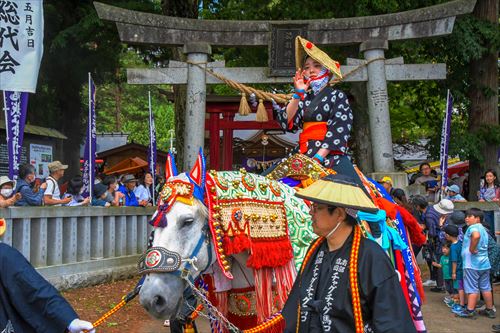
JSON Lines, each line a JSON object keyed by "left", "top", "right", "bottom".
{"left": 64, "top": 278, "right": 500, "bottom": 332}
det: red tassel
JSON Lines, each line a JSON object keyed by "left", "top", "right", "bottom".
{"left": 231, "top": 233, "right": 251, "bottom": 254}
{"left": 246, "top": 239, "right": 293, "bottom": 269}
{"left": 274, "top": 259, "right": 297, "bottom": 309}
{"left": 253, "top": 268, "right": 274, "bottom": 323}
{"left": 222, "top": 236, "right": 234, "bottom": 255}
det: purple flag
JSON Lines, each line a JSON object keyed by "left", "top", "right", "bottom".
{"left": 439, "top": 90, "right": 453, "bottom": 194}
{"left": 3, "top": 91, "right": 28, "bottom": 179}
{"left": 82, "top": 74, "right": 96, "bottom": 198}
{"left": 148, "top": 91, "right": 157, "bottom": 203}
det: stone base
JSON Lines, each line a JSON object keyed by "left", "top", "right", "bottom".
{"left": 37, "top": 255, "right": 140, "bottom": 291}
{"left": 369, "top": 171, "right": 408, "bottom": 189}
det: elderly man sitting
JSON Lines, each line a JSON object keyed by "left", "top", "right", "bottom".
{"left": 118, "top": 174, "right": 139, "bottom": 206}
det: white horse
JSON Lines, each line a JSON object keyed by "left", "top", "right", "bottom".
{"left": 138, "top": 152, "right": 313, "bottom": 329}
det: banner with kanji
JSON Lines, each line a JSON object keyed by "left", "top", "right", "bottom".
{"left": 0, "top": 0, "right": 44, "bottom": 93}
{"left": 82, "top": 74, "right": 96, "bottom": 198}
{"left": 148, "top": 91, "right": 157, "bottom": 203}
{"left": 439, "top": 90, "right": 453, "bottom": 192}
{"left": 2, "top": 91, "right": 28, "bottom": 179}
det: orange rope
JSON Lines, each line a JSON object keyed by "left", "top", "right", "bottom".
{"left": 350, "top": 225, "right": 364, "bottom": 333}
{"left": 243, "top": 314, "right": 285, "bottom": 333}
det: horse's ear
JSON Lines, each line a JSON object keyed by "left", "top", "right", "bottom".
{"left": 189, "top": 148, "right": 206, "bottom": 189}
{"left": 165, "top": 151, "right": 178, "bottom": 180}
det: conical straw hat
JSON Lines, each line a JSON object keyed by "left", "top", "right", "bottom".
{"left": 295, "top": 36, "right": 342, "bottom": 79}
{"left": 295, "top": 174, "right": 378, "bottom": 212}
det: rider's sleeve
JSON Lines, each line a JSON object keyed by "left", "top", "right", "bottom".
{"left": 0, "top": 243, "right": 78, "bottom": 332}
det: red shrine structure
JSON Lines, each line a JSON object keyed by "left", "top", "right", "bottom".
{"left": 161, "top": 92, "right": 294, "bottom": 171}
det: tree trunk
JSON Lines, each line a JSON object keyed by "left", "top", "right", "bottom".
{"left": 161, "top": 0, "right": 199, "bottom": 170}
{"left": 350, "top": 82, "right": 374, "bottom": 174}
{"left": 114, "top": 68, "right": 122, "bottom": 131}
{"left": 467, "top": 0, "right": 499, "bottom": 200}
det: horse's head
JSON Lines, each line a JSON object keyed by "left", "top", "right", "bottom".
{"left": 139, "top": 151, "right": 214, "bottom": 320}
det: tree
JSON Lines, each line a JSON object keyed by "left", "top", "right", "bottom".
{"left": 466, "top": 0, "right": 499, "bottom": 200}
{"left": 28, "top": 0, "right": 162, "bottom": 179}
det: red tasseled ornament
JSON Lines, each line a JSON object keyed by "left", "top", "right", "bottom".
{"left": 246, "top": 239, "right": 294, "bottom": 270}
{"left": 396, "top": 206, "right": 426, "bottom": 247}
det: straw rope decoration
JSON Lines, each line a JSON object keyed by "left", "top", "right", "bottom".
{"left": 185, "top": 57, "right": 384, "bottom": 120}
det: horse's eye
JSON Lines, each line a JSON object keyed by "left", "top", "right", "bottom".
{"left": 182, "top": 218, "right": 194, "bottom": 227}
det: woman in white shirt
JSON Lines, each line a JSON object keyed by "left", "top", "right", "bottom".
{"left": 134, "top": 172, "right": 154, "bottom": 206}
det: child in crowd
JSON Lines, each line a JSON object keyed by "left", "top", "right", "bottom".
{"left": 432, "top": 243, "right": 454, "bottom": 307}
{"left": 445, "top": 184, "right": 467, "bottom": 202}
{"left": 457, "top": 208, "right": 495, "bottom": 319}
{"left": 445, "top": 224, "right": 465, "bottom": 314}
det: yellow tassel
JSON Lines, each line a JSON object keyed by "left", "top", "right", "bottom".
{"left": 239, "top": 94, "right": 251, "bottom": 116}
{"left": 256, "top": 99, "right": 268, "bottom": 122}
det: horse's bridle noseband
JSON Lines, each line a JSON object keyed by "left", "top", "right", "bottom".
{"left": 138, "top": 225, "right": 212, "bottom": 283}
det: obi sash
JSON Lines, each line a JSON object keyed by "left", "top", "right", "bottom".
{"left": 299, "top": 122, "right": 327, "bottom": 153}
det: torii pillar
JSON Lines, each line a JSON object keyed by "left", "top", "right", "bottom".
{"left": 183, "top": 42, "right": 211, "bottom": 170}
{"left": 361, "top": 39, "right": 393, "bottom": 172}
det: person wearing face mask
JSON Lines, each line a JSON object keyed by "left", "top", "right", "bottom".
{"left": 273, "top": 36, "right": 381, "bottom": 238}
{"left": 0, "top": 176, "right": 21, "bottom": 208}
{"left": 274, "top": 36, "right": 352, "bottom": 171}
{"left": 14, "top": 164, "right": 47, "bottom": 206}
{"left": 282, "top": 174, "right": 416, "bottom": 333}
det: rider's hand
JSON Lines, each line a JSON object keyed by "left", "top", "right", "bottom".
{"left": 68, "top": 319, "right": 95, "bottom": 333}
{"left": 293, "top": 69, "right": 309, "bottom": 91}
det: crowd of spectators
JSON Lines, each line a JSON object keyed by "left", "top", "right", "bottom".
{"left": 0, "top": 161, "right": 165, "bottom": 209}
{"left": 377, "top": 163, "right": 500, "bottom": 323}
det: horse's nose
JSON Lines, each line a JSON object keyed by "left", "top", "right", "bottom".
{"left": 153, "top": 294, "right": 167, "bottom": 313}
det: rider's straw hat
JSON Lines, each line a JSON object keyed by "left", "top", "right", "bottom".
{"left": 295, "top": 174, "right": 378, "bottom": 212}
{"left": 295, "top": 36, "right": 342, "bottom": 79}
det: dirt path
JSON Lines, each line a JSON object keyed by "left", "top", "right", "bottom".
{"left": 64, "top": 278, "right": 500, "bottom": 332}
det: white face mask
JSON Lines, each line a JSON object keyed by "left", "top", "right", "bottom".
{"left": 1, "top": 189, "right": 13, "bottom": 198}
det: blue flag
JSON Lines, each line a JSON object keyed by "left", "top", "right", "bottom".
{"left": 3, "top": 91, "right": 28, "bottom": 179}
{"left": 82, "top": 73, "right": 96, "bottom": 198}
{"left": 439, "top": 90, "right": 453, "bottom": 194}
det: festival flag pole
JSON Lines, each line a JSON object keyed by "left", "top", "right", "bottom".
{"left": 88, "top": 73, "right": 92, "bottom": 199}
{"left": 148, "top": 91, "right": 157, "bottom": 203}
{"left": 82, "top": 73, "right": 96, "bottom": 199}
{"left": 439, "top": 89, "right": 453, "bottom": 200}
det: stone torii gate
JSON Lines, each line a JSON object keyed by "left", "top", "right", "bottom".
{"left": 95, "top": 0, "right": 476, "bottom": 174}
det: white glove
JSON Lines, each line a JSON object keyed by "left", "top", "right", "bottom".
{"left": 68, "top": 319, "right": 95, "bottom": 333}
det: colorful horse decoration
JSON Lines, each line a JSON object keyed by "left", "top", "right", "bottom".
{"left": 138, "top": 150, "right": 426, "bottom": 333}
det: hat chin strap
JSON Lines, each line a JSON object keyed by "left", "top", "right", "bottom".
{"left": 325, "top": 220, "right": 343, "bottom": 239}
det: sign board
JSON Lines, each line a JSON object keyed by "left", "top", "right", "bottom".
{"left": 268, "top": 24, "right": 307, "bottom": 77}
{"left": 29, "top": 143, "right": 52, "bottom": 178}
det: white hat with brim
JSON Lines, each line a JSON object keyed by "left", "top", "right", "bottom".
{"left": 0, "top": 176, "right": 15, "bottom": 188}
{"left": 433, "top": 199, "right": 454, "bottom": 215}
{"left": 295, "top": 174, "right": 378, "bottom": 213}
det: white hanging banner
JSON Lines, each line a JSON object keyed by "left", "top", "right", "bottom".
{"left": 0, "top": 0, "right": 44, "bottom": 93}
